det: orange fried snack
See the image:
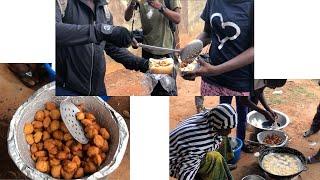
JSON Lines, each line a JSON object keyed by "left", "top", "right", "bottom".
{"left": 25, "top": 102, "right": 112, "bottom": 179}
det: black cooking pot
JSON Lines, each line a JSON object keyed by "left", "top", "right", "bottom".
{"left": 258, "top": 147, "right": 308, "bottom": 179}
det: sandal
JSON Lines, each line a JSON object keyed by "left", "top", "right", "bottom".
{"left": 303, "top": 129, "right": 316, "bottom": 138}
{"left": 8, "top": 64, "right": 36, "bottom": 87}
{"left": 307, "top": 155, "right": 320, "bottom": 164}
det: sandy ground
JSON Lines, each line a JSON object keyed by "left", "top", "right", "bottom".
{"left": 169, "top": 80, "right": 320, "bottom": 180}
{"left": 0, "top": 64, "right": 130, "bottom": 179}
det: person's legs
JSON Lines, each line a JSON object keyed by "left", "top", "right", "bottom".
{"left": 308, "top": 148, "right": 320, "bottom": 164}
{"left": 234, "top": 96, "right": 254, "bottom": 153}
{"left": 220, "top": 96, "right": 233, "bottom": 104}
{"left": 304, "top": 103, "right": 320, "bottom": 137}
{"left": 221, "top": 96, "right": 252, "bottom": 152}
{"left": 195, "top": 96, "right": 205, "bottom": 113}
{"left": 248, "top": 92, "right": 259, "bottom": 111}
{"left": 310, "top": 104, "right": 320, "bottom": 131}
{"left": 235, "top": 97, "right": 249, "bottom": 142}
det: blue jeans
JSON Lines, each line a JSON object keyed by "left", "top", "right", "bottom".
{"left": 220, "top": 96, "right": 248, "bottom": 142}
{"left": 56, "top": 86, "right": 110, "bottom": 101}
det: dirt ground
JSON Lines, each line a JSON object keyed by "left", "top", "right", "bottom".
{"left": 0, "top": 64, "right": 130, "bottom": 179}
{"left": 169, "top": 80, "right": 320, "bottom": 180}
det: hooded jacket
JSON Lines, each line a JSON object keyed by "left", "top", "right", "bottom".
{"left": 56, "top": 0, "right": 148, "bottom": 95}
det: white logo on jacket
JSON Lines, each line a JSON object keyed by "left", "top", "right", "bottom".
{"left": 210, "top": 13, "right": 241, "bottom": 50}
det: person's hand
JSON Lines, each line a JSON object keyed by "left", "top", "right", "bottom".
{"left": 270, "top": 110, "right": 278, "bottom": 119}
{"left": 109, "top": 26, "right": 132, "bottom": 48}
{"left": 147, "top": 0, "right": 162, "bottom": 9}
{"left": 138, "top": 58, "right": 149, "bottom": 73}
{"left": 97, "top": 24, "right": 132, "bottom": 48}
{"left": 262, "top": 111, "right": 276, "bottom": 123}
{"left": 181, "top": 60, "right": 218, "bottom": 81}
{"left": 131, "top": 38, "right": 139, "bottom": 49}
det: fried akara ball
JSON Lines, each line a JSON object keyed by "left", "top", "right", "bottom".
{"left": 45, "top": 102, "right": 57, "bottom": 111}
{"left": 35, "top": 110, "right": 45, "bottom": 121}
{"left": 27, "top": 102, "right": 112, "bottom": 178}
{"left": 24, "top": 123, "right": 34, "bottom": 134}
{"left": 50, "top": 109, "right": 61, "bottom": 120}
{"left": 87, "top": 146, "right": 100, "bottom": 157}
{"left": 51, "top": 165, "right": 61, "bottom": 178}
{"left": 93, "top": 135, "right": 105, "bottom": 148}
{"left": 36, "top": 160, "right": 50, "bottom": 173}
{"left": 100, "top": 128, "right": 110, "bottom": 140}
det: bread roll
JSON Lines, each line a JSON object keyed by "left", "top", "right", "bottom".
{"left": 149, "top": 58, "right": 174, "bottom": 75}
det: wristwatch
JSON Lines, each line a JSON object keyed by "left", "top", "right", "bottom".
{"left": 159, "top": 4, "right": 167, "bottom": 13}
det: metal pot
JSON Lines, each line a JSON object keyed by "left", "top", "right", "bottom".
{"left": 247, "top": 110, "right": 290, "bottom": 141}
{"left": 7, "top": 82, "right": 129, "bottom": 179}
{"left": 258, "top": 147, "right": 308, "bottom": 179}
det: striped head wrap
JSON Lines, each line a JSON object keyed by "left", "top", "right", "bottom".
{"left": 204, "top": 103, "right": 238, "bottom": 130}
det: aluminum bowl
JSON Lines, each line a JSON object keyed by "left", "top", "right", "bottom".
{"left": 247, "top": 110, "right": 290, "bottom": 138}
{"left": 241, "top": 175, "right": 265, "bottom": 180}
{"left": 257, "top": 130, "right": 288, "bottom": 147}
{"left": 7, "top": 82, "right": 129, "bottom": 180}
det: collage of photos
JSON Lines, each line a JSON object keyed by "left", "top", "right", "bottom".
{"left": 0, "top": 0, "right": 319, "bottom": 180}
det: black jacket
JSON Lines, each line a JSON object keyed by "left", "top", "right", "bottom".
{"left": 56, "top": 0, "right": 148, "bottom": 95}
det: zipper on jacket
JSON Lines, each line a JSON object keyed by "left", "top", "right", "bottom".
{"left": 88, "top": 20, "right": 95, "bottom": 96}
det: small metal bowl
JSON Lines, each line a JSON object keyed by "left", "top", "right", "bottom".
{"left": 241, "top": 175, "right": 265, "bottom": 180}
{"left": 257, "top": 130, "right": 288, "bottom": 147}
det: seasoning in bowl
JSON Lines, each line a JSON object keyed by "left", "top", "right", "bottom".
{"left": 263, "top": 134, "right": 283, "bottom": 145}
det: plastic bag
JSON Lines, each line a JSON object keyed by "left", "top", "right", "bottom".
{"left": 142, "top": 72, "right": 177, "bottom": 95}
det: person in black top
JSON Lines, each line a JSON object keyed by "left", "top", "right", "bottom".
{"left": 182, "top": 0, "right": 254, "bottom": 96}
{"left": 56, "top": 0, "right": 149, "bottom": 96}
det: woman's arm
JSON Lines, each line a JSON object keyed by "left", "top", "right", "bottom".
{"left": 240, "top": 94, "right": 275, "bottom": 122}
{"left": 240, "top": 95, "right": 265, "bottom": 115}
{"left": 194, "top": 47, "right": 254, "bottom": 76}
{"left": 258, "top": 90, "right": 277, "bottom": 118}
